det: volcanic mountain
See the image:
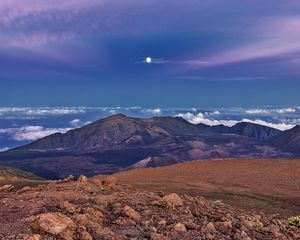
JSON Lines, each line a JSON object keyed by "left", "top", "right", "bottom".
{"left": 0, "top": 114, "right": 293, "bottom": 179}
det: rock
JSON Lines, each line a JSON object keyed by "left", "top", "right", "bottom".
{"left": 103, "top": 176, "right": 117, "bottom": 187}
{"left": 203, "top": 222, "right": 216, "bottom": 233}
{"left": 173, "top": 223, "right": 187, "bottom": 232}
{"left": 80, "top": 230, "right": 93, "bottom": 240}
{"left": 78, "top": 175, "right": 89, "bottom": 183}
{"left": 32, "top": 212, "right": 76, "bottom": 240}
{"left": 60, "top": 201, "right": 76, "bottom": 214}
{"left": 62, "top": 175, "right": 74, "bottom": 183}
{"left": 0, "top": 184, "right": 14, "bottom": 192}
{"left": 17, "top": 186, "right": 31, "bottom": 194}
{"left": 222, "top": 220, "right": 233, "bottom": 230}
{"left": 162, "top": 193, "right": 183, "bottom": 207}
{"left": 122, "top": 206, "right": 141, "bottom": 221}
{"left": 27, "top": 235, "right": 41, "bottom": 240}
{"left": 91, "top": 176, "right": 103, "bottom": 189}
{"left": 184, "top": 220, "right": 199, "bottom": 230}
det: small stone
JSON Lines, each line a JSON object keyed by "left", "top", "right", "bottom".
{"left": 27, "top": 234, "right": 41, "bottom": 240}
{"left": 103, "top": 176, "right": 117, "bottom": 187}
{"left": 80, "top": 230, "right": 93, "bottom": 240}
{"left": 91, "top": 177, "right": 103, "bottom": 189}
{"left": 184, "top": 220, "right": 199, "bottom": 230}
{"left": 0, "top": 184, "right": 14, "bottom": 192}
{"left": 78, "top": 175, "right": 89, "bottom": 183}
{"left": 62, "top": 175, "right": 74, "bottom": 182}
{"left": 222, "top": 220, "right": 233, "bottom": 230}
{"left": 60, "top": 201, "right": 76, "bottom": 214}
{"left": 173, "top": 223, "right": 187, "bottom": 232}
{"left": 122, "top": 206, "right": 141, "bottom": 221}
{"left": 162, "top": 193, "right": 183, "bottom": 207}
{"left": 203, "top": 222, "right": 216, "bottom": 233}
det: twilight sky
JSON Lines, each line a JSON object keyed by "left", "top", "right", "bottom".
{"left": 1, "top": 0, "right": 300, "bottom": 107}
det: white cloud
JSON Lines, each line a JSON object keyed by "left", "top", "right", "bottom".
{"left": 245, "top": 108, "right": 296, "bottom": 114}
{"left": 0, "top": 147, "right": 9, "bottom": 152}
{"left": 143, "top": 108, "right": 162, "bottom": 114}
{"left": 0, "top": 107, "right": 86, "bottom": 117}
{"left": 176, "top": 112, "right": 295, "bottom": 131}
{"left": 240, "top": 119, "right": 295, "bottom": 131}
{"left": 69, "top": 119, "right": 81, "bottom": 128}
{"left": 0, "top": 126, "right": 72, "bottom": 142}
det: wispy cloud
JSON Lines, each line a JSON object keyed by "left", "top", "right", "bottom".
{"left": 189, "top": 17, "right": 300, "bottom": 68}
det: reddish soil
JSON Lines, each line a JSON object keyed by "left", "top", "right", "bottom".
{"left": 0, "top": 175, "right": 299, "bottom": 239}
{"left": 114, "top": 158, "right": 300, "bottom": 216}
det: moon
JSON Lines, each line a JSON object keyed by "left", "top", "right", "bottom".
{"left": 146, "top": 57, "right": 152, "bottom": 64}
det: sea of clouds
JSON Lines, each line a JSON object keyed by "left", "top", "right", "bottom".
{"left": 0, "top": 106, "right": 300, "bottom": 151}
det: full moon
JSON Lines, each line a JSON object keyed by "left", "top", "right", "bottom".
{"left": 146, "top": 57, "right": 152, "bottom": 64}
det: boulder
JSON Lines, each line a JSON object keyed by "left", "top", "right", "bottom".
{"left": 17, "top": 186, "right": 31, "bottom": 194}
{"left": 162, "top": 193, "right": 183, "bottom": 207}
{"left": 32, "top": 212, "right": 76, "bottom": 240}
{"left": 78, "top": 175, "right": 89, "bottom": 183}
{"left": 0, "top": 184, "right": 14, "bottom": 192}
{"left": 103, "top": 176, "right": 117, "bottom": 187}
{"left": 173, "top": 223, "right": 187, "bottom": 232}
{"left": 63, "top": 175, "right": 74, "bottom": 182}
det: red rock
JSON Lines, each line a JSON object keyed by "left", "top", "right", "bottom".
{"left": 162, "top": 193, "right": 183, "bottom": 207}
{"left": 0, "top": 184, "right": 14, "bottom": 192}
{"left": 32, "top": 212, "right": 76, "bottom": 240}
{"left": 104, "top": 176, "right": 117, "bottom": 187}
{"left": 122, "top": 206, "right": 141, "bottom": 221}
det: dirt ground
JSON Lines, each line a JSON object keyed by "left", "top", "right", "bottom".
{"left": 114, "top": 158, "right": 300, "bottom": 217}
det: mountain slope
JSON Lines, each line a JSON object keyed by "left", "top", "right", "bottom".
{"left": 269, "top": 126, "right": 300, "bottom": 155}
{"left": 210, "top": 122, "right": 281, "bottom": 140}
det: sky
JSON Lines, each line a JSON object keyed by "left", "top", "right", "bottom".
{"left": 1, "top": 0, "right": 300, "bottom": 107}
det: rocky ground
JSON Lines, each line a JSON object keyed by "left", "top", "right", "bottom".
{"left": 0, "top": 175, "right": 299, "bottom": 240}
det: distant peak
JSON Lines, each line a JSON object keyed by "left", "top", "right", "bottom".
{"left": 105, "top": 113, "right": 128, "bottom": 119}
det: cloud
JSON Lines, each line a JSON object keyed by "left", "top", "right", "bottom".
{"left": 0, "top": 107, "right": 86, "bottom": 118}
{"left": 141, "top": 58, "right": 208, "bottom": 66}
{"left": 69, "top": 119, "right": 81, "bottom": 128}
{"left": 174, "top": 17, "right": 300, "bottom": 71}
{"left": 0, "top": 125, "right": 72, "bottom": 141}
{"left": 0, "top": 147, "right": 9, "bottom": 152}
{"left": 143, "top": 108, "right": 162, "bottom": 114}
{"left": 176, "top": 112, "right": 295, "bottom": 131}
{"left": 245, "top": 108, "right": 296, "bottom": 114}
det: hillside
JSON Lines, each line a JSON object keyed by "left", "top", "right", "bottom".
{"left": 0, "top": 166, "right": 43, "bottom": 181}
{"left": 0, "top": 175, "right": 299, "bottom": 239}
{"left": 115, "top": 158, "right": 300, "bottom": 216}
{"left": 269, "top": 126, "right": 300, "bottom": 155}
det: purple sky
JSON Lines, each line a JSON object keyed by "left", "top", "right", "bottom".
{"left": 1, "top": 0, "right": 300, "bottom": 106}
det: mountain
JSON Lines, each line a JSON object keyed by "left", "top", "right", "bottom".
{"left": 0, "top": 166, "right": 43, "bottom": 181}
{"left": 269, "top": 126, "right": 300, "bottom": 155}
{"left": 209, "top": 122, "right": 281, "bottom": 140}
{"left": 0, "top": 114, "right": 288, "bottom": 179}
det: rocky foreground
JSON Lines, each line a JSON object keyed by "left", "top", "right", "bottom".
{"left": 0, "top": 176, "right": 299, "bottom": 240}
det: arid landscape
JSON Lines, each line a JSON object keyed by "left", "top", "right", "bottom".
{"left": 1, "top": 158, "right": 300, "bottom": 239}
{"left": 1, "top": 1, "right": 300, "bottom": 238}
{"left": 115, "top": 158, "right": 300, "bottom": 217}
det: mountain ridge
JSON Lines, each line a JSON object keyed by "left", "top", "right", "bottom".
{"left": 0, "top": 114, "right": 296, "bottom": 179}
